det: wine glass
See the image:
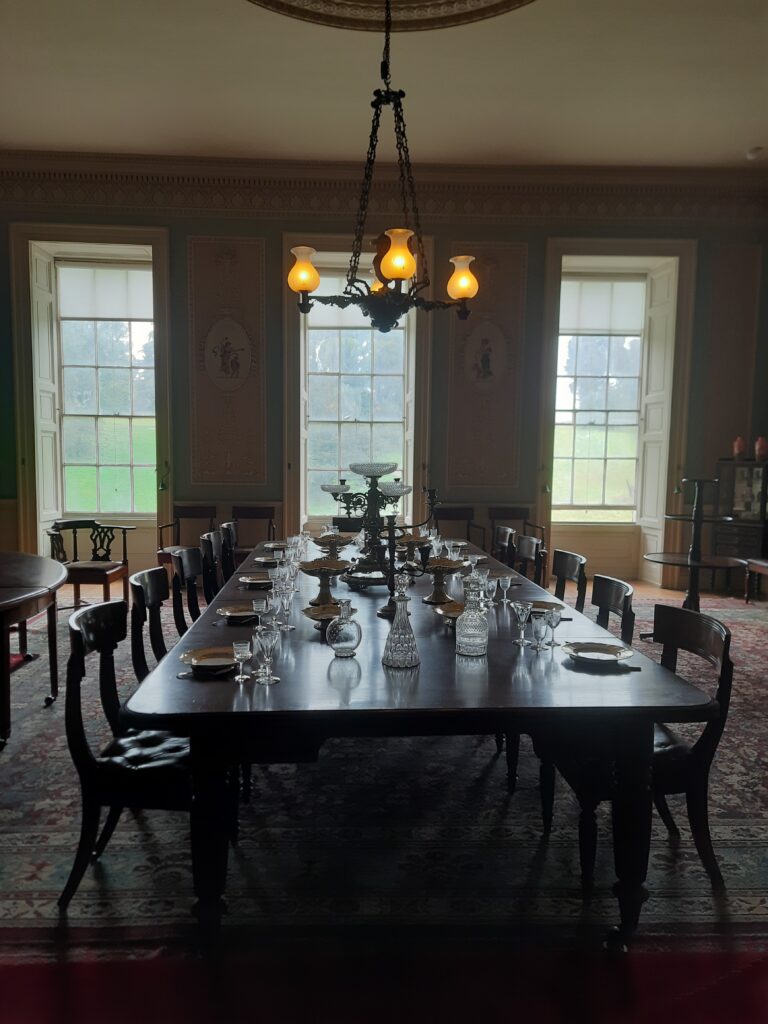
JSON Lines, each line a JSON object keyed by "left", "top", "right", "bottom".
{"left": 232, "top": 640, "right": 252, "bottom": 683}
{"left": 499, "top": 576, "right": 512, "bottom": 606}
{"left": 466, "top": 553, "right": 479, "bottom": 577}
{"left": 512, "top": 600, "right": 532, "bottom": 647}
{"left": 278, "top": 583, "right": 295, "bottom": 631}
{"left": 546, "top": 606, "right": 562, "bottom": 647}
{"left": 255, "top": 624, "right": 280, "bottom": 684}
{"left": 530, "top": 613, "right": 548, "bottom": 651}
{"left": 484, "top": 577, "right": 497, "bottom": 610}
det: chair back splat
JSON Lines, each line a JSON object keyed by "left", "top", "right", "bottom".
{"left": 129, "top": 567, "right": 170, "bottom": 682}
{"left": 591, "top": 574, "right": 635, "bottom": 644}
{"left": 48, "top": 519, "right": 133, "bottom": 608}
{"left": 551, "top": 549, "right": 588, "bottom": 612}
{"left": 170, "top": 547, "right": 204, "bottom": 636}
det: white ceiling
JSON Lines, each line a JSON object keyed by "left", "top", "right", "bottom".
{"left": 2, "top": 0, "right": 766, "bottom": 168}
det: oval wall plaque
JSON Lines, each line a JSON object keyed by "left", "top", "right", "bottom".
{"left": 245, "top": 0, "right": 537, "bottom": 32}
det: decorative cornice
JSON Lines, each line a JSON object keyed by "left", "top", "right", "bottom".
{"left": 1, "top": 151, "right": 766, "bottom": 227}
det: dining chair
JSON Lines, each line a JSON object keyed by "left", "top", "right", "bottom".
{"left": 58, "top": 601, "right": 192, "bottom": 909}
{"left": 433, "top": 506, "right": 486, "bottom": 548}
{"left": 220, "top": 521, "right": 239, "bottom": 581}
{"left": 170, "top": 547, "right": 204, "bottom": 636}
{"left": 231, "top": 505, "right": 277, "bottom": 544}
{"left": 129, "top": 567, "right": 171, "bottom": 682}
{"left": 591, "top": 574, "right": 635, "bottom": 644}
{"left": 491, "top": 525, "right": 515, "bottom": 563}
{"left": 48, "top": 519, "right": 134, "bottom": 608}
{"left": 508, "top": 534, "right": 546, "bottom": 586}
{"left": 551, "top": 605, "right": 733, "bottom": 899}
{"left": 200, "top": 531, "right": 224, "bottom": 603}
{"left": 157, "top": 505, "right": 216, "bottom": 568}
{"left": 551, "top": 549, "right": 587, "bottom": 612}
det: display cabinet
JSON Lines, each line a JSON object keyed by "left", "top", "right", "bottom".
{"left": 714, "top": 459, "right": 768, "bottom": 559}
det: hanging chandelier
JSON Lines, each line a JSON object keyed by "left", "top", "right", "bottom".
{"left": 286, "top": 0, "right": 479, "bottom": 334}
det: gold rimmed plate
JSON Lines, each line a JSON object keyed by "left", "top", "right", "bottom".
{"left": 239, "top": 575, "right": 272, "bottom": 588}
{"left": 263, "top": 541, "right": 287, "bottom": 551}
{"left": 179, "top": 647, "right": 237, "bottom": 676}
{"left": 302, "top": 604, "right": 356, "bottom": 622}
{"left": 216, "top": 605, "right": 260, "bottom": 622}
{"left": 562, "top": 642, "right": 634, "bottom": 664}
{"left": 433, "top": 601, "right": 464, "bottom": 621}
{"left": 252, "top": 555, "right": 279, "bottom": 566}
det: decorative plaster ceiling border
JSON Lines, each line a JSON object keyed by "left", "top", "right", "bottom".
{"left": 0, "top": 152, "right": 766, "bottom": 226}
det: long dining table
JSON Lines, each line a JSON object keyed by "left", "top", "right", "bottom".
{"left": 124, "top": 542, "right": 717, "bottom": 949}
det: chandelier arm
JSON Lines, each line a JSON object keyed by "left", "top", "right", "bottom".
{"left": 346, "top": 100, "right": 383, "bottom": 294}
{"left": 393, "top": 95, "right": 430, "bottom": 289}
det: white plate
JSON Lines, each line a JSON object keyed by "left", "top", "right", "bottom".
{"left": 216, "top": 606, "right": 259, "bottom": 621}
{"left": 180, "top": 647, "right": 236, "bottom": 670}
{"left": 562, "top": 642, "right": 634, "bottom": 663}
{"left": 239, "top": 575, "right": 272, "bottom": 588}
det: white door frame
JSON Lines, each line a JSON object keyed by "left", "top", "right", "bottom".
{"left": 538, "top": 238, "right": 697, "bottom": 587}
{"left": 10, "top": 223, "right": 172, "bottom": 553}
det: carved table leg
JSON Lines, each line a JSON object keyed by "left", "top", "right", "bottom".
{"left": 190, "top": 736, "right": 231, "bottom": 939}
{"left": 606, "top": 721, "right": 653, "bottom": 951}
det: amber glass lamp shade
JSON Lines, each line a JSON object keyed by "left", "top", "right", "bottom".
{"left": 380, "top": 229, "right": 417, "bottom": 281}
{"left": 446, "top": 255, "right": 479, "bottom": 300}
{"left": 287, "top": 246, "right": 321, "bottom": 293}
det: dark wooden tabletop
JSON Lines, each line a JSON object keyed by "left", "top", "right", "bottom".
{"left": 124, "top": 544, "right": 715, "bottom": 735}
{"left": 0, "top": 552, "right": 68, "bottom": 595}
{"left": 644, "top": 551, "right": 747, "bottom": 569}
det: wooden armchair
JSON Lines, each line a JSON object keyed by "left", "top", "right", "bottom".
{"left": 157, "top": 504, "right": 216, "bottom": 568}
{"left": 129, "top": 568, "right": 171, "bottom": 682}
{"left": 591, "top": 575, "right": 635, "bottom": 644}
{"left": 200, "top": 531, "right": 224, "bottom": 603}
{"left": 509, "top": 534, "right": 546, "bottom": 586}
{"left": 48, "top": 519, "right": 134, "bottom": 608}
{"left": 169, "top": 547, "right": 204, "bottom": 636}
{"left": 551, "top": 549, "right": 588, "bottom": 612}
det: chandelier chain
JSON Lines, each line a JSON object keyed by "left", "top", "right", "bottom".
{"left": 393, "top": 96, "right": 429, "bottom": 290}
{"left": 346, "top": 101, "right": 382, "bottom": 293}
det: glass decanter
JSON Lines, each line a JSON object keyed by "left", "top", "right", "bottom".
{"left": 381, "top": 574, "right": 420, "bottom": 668}
{"left": 326, "top": 598, "right": 362, "bottom": 658}
{"left": 455, "top": 576, "right": 489, "bottom": 657}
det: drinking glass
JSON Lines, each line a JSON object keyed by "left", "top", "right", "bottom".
{"left": 476, "top": 566, "right": 490, "bottom": 585}
{"left": 431, "top": 534, "right": 442, "bottom": 557}
{"left": 530, "top": 613, "right": 548, "bottom": 651}
{"left": 278, "top": 584, "right": 295, "bottom": 631}
{"left": 512, "top": 600, "right": 532, "bottom": 647}
{"left": 232, "top": 640, "right": 252, "bottom": 683}
{"left": 499, "top": 576, "right": 512, "bottom": 606}
{"left": 484, "top": 578, "right": 497, "bottom": 610}
{"left": 255, "top": 624, "right": 280, "bottom": 684}
{"left": 546, "top": 606, "right": 562, "bottom": 647}
{"left": 467, "top": 553, "right": 479, "bottom": 577}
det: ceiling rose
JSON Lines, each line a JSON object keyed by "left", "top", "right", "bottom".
{"left": 246, "top": 0, "right": 537, "bottom": 32}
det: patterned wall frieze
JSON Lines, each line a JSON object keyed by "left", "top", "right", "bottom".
{"left": 188, "top": 237, "right": 267, "bottom": 486}
{"left": 0, "top": 152, "right": 766, "bottom": 226}
{"left": 446, "top": 243, "right": 527, "bottom": 489}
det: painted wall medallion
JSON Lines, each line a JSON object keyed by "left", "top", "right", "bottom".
{"left": 204, "top": 317, "right": 251, "bottom": 392}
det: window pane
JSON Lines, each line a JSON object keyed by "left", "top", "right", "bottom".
{"left": 609, "top": 336, "right": 641, "bottom": 376}
{"left": 61, "top": 321, "right": 95, "bottom": 364}
{"left": 133, "top": 467, "right": 156, "bottom": 513}
{"left": 98, "top": 368, "right": 131, "bottom": 415}
{"left": 556, "top": 335, "right": 577, "bottom": 375}
{"left": 132, "top": 419, "right": 156, "bottom": 465}
{"left": 132, "top": 368, "right": 155, "bottom": 415}
{"left": 307, "top": 423, "right": 339, "bottom": 469}
{"left": 340, "top": 422, "right": 371, "bottom": 466}
{"left": 607, "top": 377, "right": 639, "bottom": 411}
{"left": 553, "top": 424, "right": 573, "bottom": 458}
{"left": 307, "top": 330, "right": 339, "bottom": 373}
{"left": 605, "top": 460, "right": 637, "bottom": 505}
{"left": 573, "top": 460, "right": 604, "bottom": 504}
{"left": 62, "top": 416, "right": 96, "bottom": 463}
{"left": 63, "top": 367, "right": 97, "bottom": 414}
{"left": 98, "top": 417, "right": 130, "bottom": 464}
{"left": 371, "top": 423, "right": 403, "bottom": 467}
{"left": 339, "top": 330, "right": 371, "bottom": 373}
{"left": 99, "top": 465, "right": 131, "bottom": 513}
{"left": 307, "top": 470, "right": 340, "bottom": 517}
{"left": 372, "top": 377, "right": 403, "bottom": 421}
{"left": 552, "top": 459, "right": 573, "bottom": 504}
{"left": 575, "top": 411, "right": 606, "bottom": 425}
{"left": 606, "top": 425, "right": 638, "bottom": 458}
{"left": 609, "top": 283, "right": 645, "bottom": 332}
{"left": 374, "top": 331, "right": 404, "bottom": 374}
{"left": 308, "top": 376, "right": 338, "bottom": 420}
{"left": 575, "top": 377, "right": 605, "bottom": 411}
{"left": 574, "top": 424, "right": 606, "bottom": 458}
{"left": 340, "top": 376, "right": 372, "bottom": 421}
{"left": 608, "top": 411, "right": 638, "bottom": 426}
{"left": 555, "top": 411, "right": 573, "bottom": 425}
{"left": 97, "top": 321, "right": 130, "bottom": 366}
{"left": 64, "top": 465, "right": 97, "bottom": 511}
{"left": 576, "top": 336, "right": 609, "bottom": 376}
{"left": 131, "top": 322, "right": 155, "bottom": 366}
{"left": 555, "top": 376, "right": 574, "bottom": 410}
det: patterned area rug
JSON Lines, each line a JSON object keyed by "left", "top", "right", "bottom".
{"left": 1, "top": 594, "right": 767, "bottom": 962}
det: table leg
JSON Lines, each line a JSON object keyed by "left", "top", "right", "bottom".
{"left": 0, "top": 621, "right": 10, "bottom": 744}
{"left": 190, "top": 737, "right": 230, "bottom": 937}
{"left": 606, "top": 721, "right": 653, "bottom": 951}
{"left": 45, "top": 600, "right": 59, "bottom": 706}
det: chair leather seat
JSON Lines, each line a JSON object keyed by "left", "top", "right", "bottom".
{"left": 68, "top": 560, "right": 124, "bottom": 572}
{"left": 100, "top": 729, "right": 189, "bottom": 769}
